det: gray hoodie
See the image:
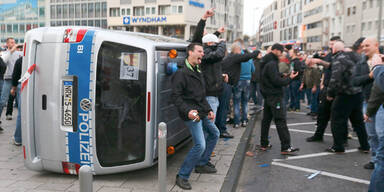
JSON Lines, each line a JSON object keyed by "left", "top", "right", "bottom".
{"left": 0, "top": 50, "right": 23, "bottom": 80}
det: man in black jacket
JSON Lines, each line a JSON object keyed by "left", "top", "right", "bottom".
{"left": 326, "top": 41, "right": 369, "bottom": 153}
{"left": 288, "top": 49, "right": 304, "bottom": 111}
{"left": 172, "top": 43, "right": 219, "bottom": 190}
{"left": 10, "top": 57, "right": 21, "bottom": 146}
{"left": 260, "top": 43, "right": 300, "bottom": 155}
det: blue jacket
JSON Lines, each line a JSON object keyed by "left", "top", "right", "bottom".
{"left": 373, "top": 65, "right": 384, "bottom": 92}
{"left": 239, "top": 50, "right": 255, "bottom": 80}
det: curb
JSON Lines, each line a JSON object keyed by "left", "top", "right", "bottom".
{"left": 220, "top": 112, "right": 260, "bottom": 192}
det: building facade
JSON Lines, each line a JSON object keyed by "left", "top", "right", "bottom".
{"left": 107, "top": 0, "right": 244, "bottom": 41}
{"left": 279, "top": 0, "right": 303, "bottom": 49}
{"left": 0, "top": 0, "right": 47, "bottom": 43}
{"left": 259, "top": 0, "right": 279, "bottom": 48}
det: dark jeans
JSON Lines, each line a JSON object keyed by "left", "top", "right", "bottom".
{"left": 314, "top": 88, "right": 333, "bottom": 138}
{"left": 284, "top": 86, "right": 290, "bottom": 106}
{"left": 250, "top": 81, "right": 263, "bottom": 106}
{"left": 331, "top": 93, "right": 369, "bottom": 151}
{"left": 260, "top": 95, "right": 291, "bottom": 150}
{"left": 6, "top": 93, "right": 15, "bottom": 116}
{"left": 216, "top": 83, "right": 232, "bottom": 133}
{"left": 310, "top": 88, "right": 320, "bottom": 113}
{"left": 289, "top": 80, "right": 301, "bottom": 110}
{"left": 305, "top": 88, "right": 312, "bottom": 105}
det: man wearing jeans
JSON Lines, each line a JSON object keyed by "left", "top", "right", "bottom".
{"left": 172, "top": 43, "right": 219, "bottom": 190}
{"left": 0, "top": 38, "right": 22, "bottom": 131}
{"left": 10, "top": 57, "right": 22, "bottom": 146}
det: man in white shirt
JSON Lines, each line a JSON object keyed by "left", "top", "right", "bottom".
{"left": 0, "top": 38, "right": 23, "bottom": 131}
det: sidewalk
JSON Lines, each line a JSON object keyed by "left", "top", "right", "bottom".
{"left": 0, "top": 109, "right": 249, "bottom": 192}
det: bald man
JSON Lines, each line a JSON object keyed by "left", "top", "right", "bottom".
{"left": 326, "top": 41, "right": 369, "bottom": 153}
{"left": 354, "top": 37, "right": 383, "bottom": 169}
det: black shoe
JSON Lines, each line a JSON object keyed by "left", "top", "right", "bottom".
{"left": 358, "top": 147, "right": 370, "bottom": 153}
{"left": 0, "top": 126, "right": 3, "bottom": 132}
{"left": 364, "top": 162, "right": 375, "bottom": 169}
{"left": 220, "top": 131, "right": 234, "bottom": 138}
{"left": 195, "top": 165, "right": 217, "bottom": 173}
{"left": 176, "top": 175, "right": 192, "bottom": 190}
{"left": 241, "top": 121, "right": 248, "bottom": 127}
{"left": 325, "top": 147, "right": 344, "bottom": 153}
{"left": 281, "top": 147, "right": 300, "bottom": 155}
{"left": 306, "top": 112, "right": 313, "bottom": 116}
{"left": 306, "top": 136, "right": 323, "bottom": 142}
{"left": 260, "top": 144, "right": 272, "bottom": 151}
{"left": 206, "top": 161, "right": 216, "bottom": 168}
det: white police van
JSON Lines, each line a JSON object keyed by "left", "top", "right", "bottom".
{"left": 21, "top": 27, "right": 190, "bottom": 175}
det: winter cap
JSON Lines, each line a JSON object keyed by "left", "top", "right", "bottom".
{"left": 202, "top": 34, "right": 219, "bottom": 43}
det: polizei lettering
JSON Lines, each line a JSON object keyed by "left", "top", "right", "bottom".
{"left": 79, "top": 112, "right": 91, "bottom": 165}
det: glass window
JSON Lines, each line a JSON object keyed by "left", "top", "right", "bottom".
{"left": 50, "top": 21, "right": 56, "bottom": 27}
{"left": 68, "top": 21, "right": 74, "bottom": 26}
{"left": 75, "top": 20, "right": 81, "bottom": 26}
{"left": 88, "top": 20, "right": 94, "bottom": 26}
{"left": 369, "top": 0, "right": 373, "bottom": 8}
{"left": 96, "top": 41, "right": 147, "bottom": 167}
{"left": 13, "top": 24, "right": 18, "bottom": 33}
{"left": 39, "top": 7, "right": 45, "bottom": 17}
{"left": 122, "top": 8, "right": 126, "bottom": 15}
{"left": 95, "top": 20, "right": 101, "bottom": 27}
{"left": 63, "top": 4, "right": 68, "bottom": 18}
{"left": 63, "top": 21, "right": 68, "bottom": 26}
{"left": 75, "top": 4, "right": 81, "bottom": 18}
{"left": 56, "top": 5, "right": 62, "bottom": 19}
{"left": 82, "top": 3, "right": 87, "bottom": 18}
{"left": 51, "top": 5, "right": 56, "bottom": 19}
{"left": 363, "top": 1, "right": 367, "bottom": 9}
{"left": 127, "top": 8, "right": 131, "bottom": 15}
{"left": 56, "top": 21, "right": 62, "bottom": 26}
{"left": 362, "top": 22, "right": 366, "bottom": 31}
{"left": 102, "top": 2, "right": 107, "bottom": 17}
{"left": 146, "top": 7, "right": 150, "bottom": 15}
{"left": 81, "top": 20, "right": 87, "bottom": 26}
{"left": 152, "top": 7, "right": 155, "bottom": 14}
{"left": 88, "top": 3, "right": 94, "bottom": 18}
{"left": 133, "top": 7, "right": 144, "bottom": 16}
{"left": 69, "top": 4, "right": 75, "bottom": 18}
{"left": 172, "top": 6, "right": 177, "bottom": 14}
{"left": 19, "top": 24, "right": 25, "bottom": 32}
{"left": 102, "top": 20, "right": 107, "bottom": 28}
{"left": 352, "top": 6, "right": 356, "bottom": 14}
{"left": 158, "top": 5, "right": 170, "bottom": 15}
{"left": 95, "top": 3, "right": 101, "bottom": 17}
{"left": 368, "top": 21, "right": 372, "bottom": 30}
{"left": 178, "top": 6, "right": 183, "bottom": 13}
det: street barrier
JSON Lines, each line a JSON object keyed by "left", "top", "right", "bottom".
{"left": 158, "top": 122, "right": 167, "bottom": 192}
{"left": 79, "top": 165, "right": 93, "bottom": 192}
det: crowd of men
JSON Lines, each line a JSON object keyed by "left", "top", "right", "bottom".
{"left": 172, "top": 8, "right": 384, "bottom": 191}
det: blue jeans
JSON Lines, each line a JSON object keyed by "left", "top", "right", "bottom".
{"left": 233, "top": 80, "right": 250, "bottom": 124}
{"left": 363, "top": 102, "right": 382, "bottom": 163}
{"left": 289, "top": 80, "right": 301, "bottom": 110}
{"left": 206, "top": 96, "right": 219, "bottom": 117}
{"left": 305, "top": 88, "right": 312, "bottom": 105}
{"left": 14, "top": 84, "right": 21, "bottom": 143}
{"left": 369, "top": 106, "right": 384, "bottom": 191}
{"left": 310, "top": 88, "right": 320, "bottom": 113}
{"left": 0, "top": 79, "right": 4, "bottom": 99}
{"left": 216, "top": 83, "right": 232, "bottom": 133}
{"left": 0, "top": 80, "right": 12, "bottom": 117}
{"left": 178, "top": 117, "right": 219, "bottom": 179}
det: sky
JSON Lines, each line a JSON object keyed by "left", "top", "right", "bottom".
{"left": 243, "top": 0, "right": 273, "bottom": 36}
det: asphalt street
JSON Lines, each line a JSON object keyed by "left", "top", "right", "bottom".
{"left": 237, "top": 103, "right": 372, "bottom": 192}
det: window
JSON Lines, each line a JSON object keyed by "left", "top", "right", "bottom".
{"left": 172, "top": 6, "right": 177, "bottom": 14}
{"left": 81, "top": 3, "right": 87, "bottom": 18}
{"left": 102, "top": 2, "right": 107, "bottom": 17}
{"left": 75, "top": 20, "right": 81, "bottom": 26}
{"left": 56, "top": 5, "right": 62, "bottom": 19}
{"left": 369, "top": 0, "right": 373, "bottom": 8}
{"left": 347, "top": 8, "right": 350, "bottom": 16}
{"left": 75, "top": 4, "right": 81, "bottom": 18}
{"left": 347, "top": 26, "right": 350, "bottom": 33}
{"left": 122, "top": 9, "right": 126, "bottom": 15}
{"left": 19, "top": 24, "right": 25, "bottom": 32}
{"left": 63, "top": 21, "right": 68, "bottom": 26}
{"left": 88, "top": 20, "right": 94, "bottom": 26}
{"left": 127, "top": 8, "right": 131, "bottom": 15}
{"left": 95, "top": 20, "right": 101, "bottom": 27}
{"left": 363, "top": 1, "right": 367, "bottom": 9}
{"left": 146, "top": 7, "right": 150, "bottom": 15}
{"left": 68, "top": 21, "right": 73, "bottom": 26}
{"left": 88, "top": 3, "right": 94, "bottom": 18}
{"left": 82, "top": 20, "right": 87, "bottom": 26}
{"left": 95, "top": 3, "right": 101, "bottom": 17}
{"left": 352, "top": 6, "right": 356, "bottom": 14}
{"left": 13, "top": 24, "right": 18, "bottom": 33}
{"left": 362, "top": 22, "right": 366, "bottom": 31}
{"left": 63, "top": 4, "right": 68, "bottom": 18}
{"left": 178, "top": 5, "right": 183, "bottom": 13}
{"left": 368, "top": 21, "right": 372, "bottom": 30}
{"left": 69, "top": 4, "right": 74, "bottom": 18}
{"left": 133, "top": 7, "right": 144, "bottom": 16}
{"left": 51, "top": 5, "right": 56, "bottom": 19}
{"left": 158, "top": 5, "right": 170, "bottom": 15}
{"left": 39, "top": 7, "right": 45, "bottom": 17}
{"left": 152, "top": 7, "right": 155, "bottom": 14}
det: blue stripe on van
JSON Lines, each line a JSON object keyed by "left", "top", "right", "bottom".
{"left": 67, "top": 30, "right": 94, "bottom": 167}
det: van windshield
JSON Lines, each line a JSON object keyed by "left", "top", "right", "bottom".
{"left": 95, "top": 41, "right": 147, "bottom": 167}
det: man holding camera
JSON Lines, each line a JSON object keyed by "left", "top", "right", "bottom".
{"left": 0, "top": 38, "right": 22, "bottom": 132}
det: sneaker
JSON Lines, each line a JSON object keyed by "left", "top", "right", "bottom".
{"left": 233, "top": 124, "right": 240, "bottom": 128}
{"left": 347, "top": 133, "right": 353, "bottom": 139}
{"left": 306, "top": 136, "right": 323, "bottom": 142}
{"left": 363, "top": 162, "right": 375, "bottom": 169}
{"left": 241, "top": 121, "right": 248, "bottom": 127}
{"left": 176, "top": 175, "right": 192, "bottom": 190}
{"left": 206, "top": 161, "right": 216, "bottom": 168}
{"left": 281, "top": 147, "right": 300, "bottom": 155}
{"left": 12, "top": 138, "right": 21, "bottom": 146}
{"left": 260, "top": 144, "right": 272, "bottom": 151}
{"left": 220, "top": 131, "right": 234, "bottom": 138}
{"left": 6, "top": 115, "right": 12, "bottom": 120}
{"left": 195, "top": 165, "right": 217, "bottom": 173}
{"left": 325, "top": 147, "right": 344, "bottom": 153}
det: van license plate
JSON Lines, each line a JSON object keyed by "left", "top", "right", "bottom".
{"left": 63, "top": 81, "right": 73, "bottom": 127}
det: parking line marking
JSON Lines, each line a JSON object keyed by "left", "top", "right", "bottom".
{"left": 271, "top": 162, "right": 370, "bottom": 185}
{"left": 288, "top": 111, "right": 308, "bottom": 115}
{"left": 272, "top": 149, "right": 359, "bottom": 162}
{"left": 270, "top": 127, "right": 359, "bottom": 140}
{"left": 271, "top": 122, "right": 317, "bottom": 128}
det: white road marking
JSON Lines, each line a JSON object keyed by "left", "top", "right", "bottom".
{"left": 271, "top": 122, "right": 316, "bottom": 128}
{"left": 288, "top": 111, "right": 308, "bottom": 115}
{"left": 272, "top": 149, "right": 359, "bottom": 162}
{"left": 270, "top": 127, "right": 359, "bottom": 140}
{"left": 271, "top": 161, "right": 370, "bottom": 185}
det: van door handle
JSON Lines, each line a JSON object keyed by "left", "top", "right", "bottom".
{"left": 42, "top": 95, "right": 47, "bottom": 110}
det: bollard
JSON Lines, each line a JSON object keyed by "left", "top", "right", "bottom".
{"left": 158, "top": 122, "right": 167, "bottom": 192}
{"left": 79, "top": 165, "right": 93, "bottom": 192}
